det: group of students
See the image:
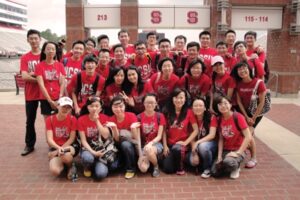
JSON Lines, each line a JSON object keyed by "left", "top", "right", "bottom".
{"left": 20, "top": 28, "right": 268, "bottom": 180}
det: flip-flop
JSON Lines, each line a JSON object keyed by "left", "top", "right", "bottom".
{"left": 245, "top": 159, "right": 257, "bottom": 168}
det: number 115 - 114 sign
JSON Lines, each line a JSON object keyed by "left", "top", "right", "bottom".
{"left": 138, "top": 6, "right": 210, "bottom": 29}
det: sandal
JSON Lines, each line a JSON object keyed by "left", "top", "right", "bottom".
{"left": 245, "top": 159, "right": 257, "bottom": 169}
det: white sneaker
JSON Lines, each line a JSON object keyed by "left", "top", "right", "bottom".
{"left": 230, "top": 168, "right": 240, "bottom": 179}
{"left": 201, "top": 169, "right": 211, "bottom": 179}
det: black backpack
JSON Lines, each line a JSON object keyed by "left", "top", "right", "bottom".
{"left": 75, "top": 72, "right": 99, "bottom": 102}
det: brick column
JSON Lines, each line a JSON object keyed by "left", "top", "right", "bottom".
{"left": 120, "top": 0, "right": 138, "bottom": 42}
{"left": 208, "top": 0, "right": 232, "bottom": 47}
{"left": 267, "top": 4, "right": 300, "bottom": 96}
{"left": 66, "top": 0, "right": 90, "bottom": 51}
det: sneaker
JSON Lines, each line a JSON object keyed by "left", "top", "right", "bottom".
{"left": 245, "top": 159, "right": 257, "bottom": 169}
{"left": 83, "top": 168, "right": 92, "bottom": 177}
{"left": 201, "top": 169, "right": 211, "bottom": 179}
{"left": 152, "top": 167, "right": 160, "bottom": 177}
{"left": 125, "top": 171, "right": 135, "bottom": 179}
{"left": 176, "top": 170, "right": 186, "bottom": 175}
{"left": 230, "top": 168, "right": 240, "bottom": 179}
{"left": 21, "top": 146, "right": 34, "bottom": 156}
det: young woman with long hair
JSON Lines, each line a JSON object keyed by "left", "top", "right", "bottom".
{"left": 188, "top": 97, "right": 217, "bottom": 178}
{"left": 137, "top": 93, "right": 166, "bottom": 177}
{"left": 211, "top": 96, "right": 252, "bottom": 179}
{"left": 230, "top": 62, "right": 267, "bottom": 168}
{"left": 105, "top": 95, "right": 139, "bottom": 179}
{"left": 161, "top": 88, "right": 198, "bottom": 175}
{"left": 36, "top": 41, "right": 65, "bottom": 116}
{"left": 123, "top": 66, "right": 153, "bottom": 114}
{"left": 78, "top": 96, "right": 116, "bottom": 180}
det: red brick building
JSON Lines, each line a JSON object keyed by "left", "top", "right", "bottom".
{"left": 66, "top": 0, "right": 300, "bottom": 96}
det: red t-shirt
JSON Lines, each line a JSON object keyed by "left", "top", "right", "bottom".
{"left": 67, "top": 71, "right": 105, "bottom": 108}
{"left": 150, "top": 52, "right": 181, "bottom": 73}
{"left": 132, "top": 55, "right": 153, "bottom": 81}
{"left": 199, "top": 47, "right": 217, "bottom": 77}
{"left": 35, "top": 61, "right": 66, "bottom": 100}
{"left": 138, "top": 112, "right": 166, "bottom": 145}
{"left": 211, "top": 112, "right": 248, "bottom": 151}
{"left": 236, "top": 78, "right": 266, "bottom": 110}
{"left": 236, "top": 57, "right": 265, "bottom": 79}
{"left": 223, "top": 56, "right": 237, "bottom": 73}
{"left": 45, "top": 114, "right": 77, "bottom": 146}
{"left": 150, "top": 72, "right": 179, "bottom": 107}
{"left": 125, "top": 44, "right": 135, "bottom": 58}
{"left": 213, "top": 72, "right": 236, "bottom": 97}
{"left": 147, "top": 48, "right": 158, "bottom": 54}
{"left": 95, "top": 64, "right": 110, "bottom": 80}
{"left": 106, "top": 83, "right": 122, "bottom": 98}
{"left": 61, "top": 57, "right": 82, "bottom": 82}
{"left": 246, "top": 48, "right": 266, "bottom": 63}
{"left": 195, "top": 116, "right": 210, "bottom": 140}
{"left": 178, "top": 74, "right": 211, "bottom": 99}
{"left": 166, "top": 109, "right": 197, "bottom": 145}
{"left": 128, "top": 81, "right": 154, "bottom": 113}
{"left": 108, "top": 112, "right": 137, "bottom": 131}
{"left": 78, "top": 114, "right": 109, "bottom": 142}
{"left": 20, "top": 51, "right": 40, "bottom": 101}
{"left": 110, "top": 58, "right": 131, "bottom": 69}
{"left": 171, "top": 48, "right": 188, "bottom": 56}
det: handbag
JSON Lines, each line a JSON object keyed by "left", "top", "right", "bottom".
{"left": 90, "top": 136, "right": 118, "bottom": 165}
{"left": 248, "top": 79, "right": 271, "bottom": 116}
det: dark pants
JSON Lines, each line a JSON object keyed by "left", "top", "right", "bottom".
{"left": 25, "top": 100, "right": 39, "bottom": 148}
{"left": 120, "top": 140, "right": 137, "bottom": 172}
{"left": 161, "top": 144, "right": 186, "bottom": 174}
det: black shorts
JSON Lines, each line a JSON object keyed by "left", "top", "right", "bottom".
{"left": 40, "top": 100, "right": 57, "bottom": 115}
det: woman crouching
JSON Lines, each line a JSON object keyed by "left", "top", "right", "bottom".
{"left": 78, "top": 96, "right": 117, "bottom": 180}
{"left": 46, "top": 97, "right": 77, "bottom": 179}
{"left": 211, "top": 96, "right": 252, "bottom": 179}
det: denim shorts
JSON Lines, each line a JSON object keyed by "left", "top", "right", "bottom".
{"left": 142, "top": 142, "right": 163, "bottom": 155}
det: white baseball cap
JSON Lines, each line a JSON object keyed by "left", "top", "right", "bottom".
{"left": 211, "top": 55, "right": 224, "bottom": 66}
{"left": 58, "top": 96, "right": 73, "bottom": 108}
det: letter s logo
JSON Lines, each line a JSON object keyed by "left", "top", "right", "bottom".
{"left": 151, "top": 10, "right": 161, "bottom": 24}
{"left": 187, "top": 11, "right": 198, "bottom": 24}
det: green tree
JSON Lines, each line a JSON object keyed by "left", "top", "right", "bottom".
{"left": 40, "top": 29, "right": 65, "bottom": 42}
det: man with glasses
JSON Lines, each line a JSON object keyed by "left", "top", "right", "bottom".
{"left": 130, "top": 41, "right": 153, "bottom": 81}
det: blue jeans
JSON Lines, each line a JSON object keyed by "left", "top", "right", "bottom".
{"left": 196, "top": 141, "right": 217, "bottom": 171}
{"left": 120, "top": 140, "right": 137, "bottom": 172}
{"left": 81, "top": 150, "right": 118, "bottom": 179}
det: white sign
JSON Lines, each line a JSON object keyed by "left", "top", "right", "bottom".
{"left": 139, "top": 6, "right": 174, "bottom": 28}
{"left": 84, "top": 6, "right": 120, "bottom": 28}
{"left": 232, "top": 6, "right": 283, "bottom": 30}
{"left": 138, "top": 6, "right": 210, "bottom": 29}
{"left": 175, "top": 6, "right": 210, "bottom": 28}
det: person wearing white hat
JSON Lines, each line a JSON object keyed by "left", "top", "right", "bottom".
{"left": 210, "top": 55, "right": 236, "bottom": 114}
{"left": 45, "top": 96, "right": 77, "bottom": 180}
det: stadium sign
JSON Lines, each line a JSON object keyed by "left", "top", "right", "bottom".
{"left": 232, "top": 6, "right": 283, "bottom": 29}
